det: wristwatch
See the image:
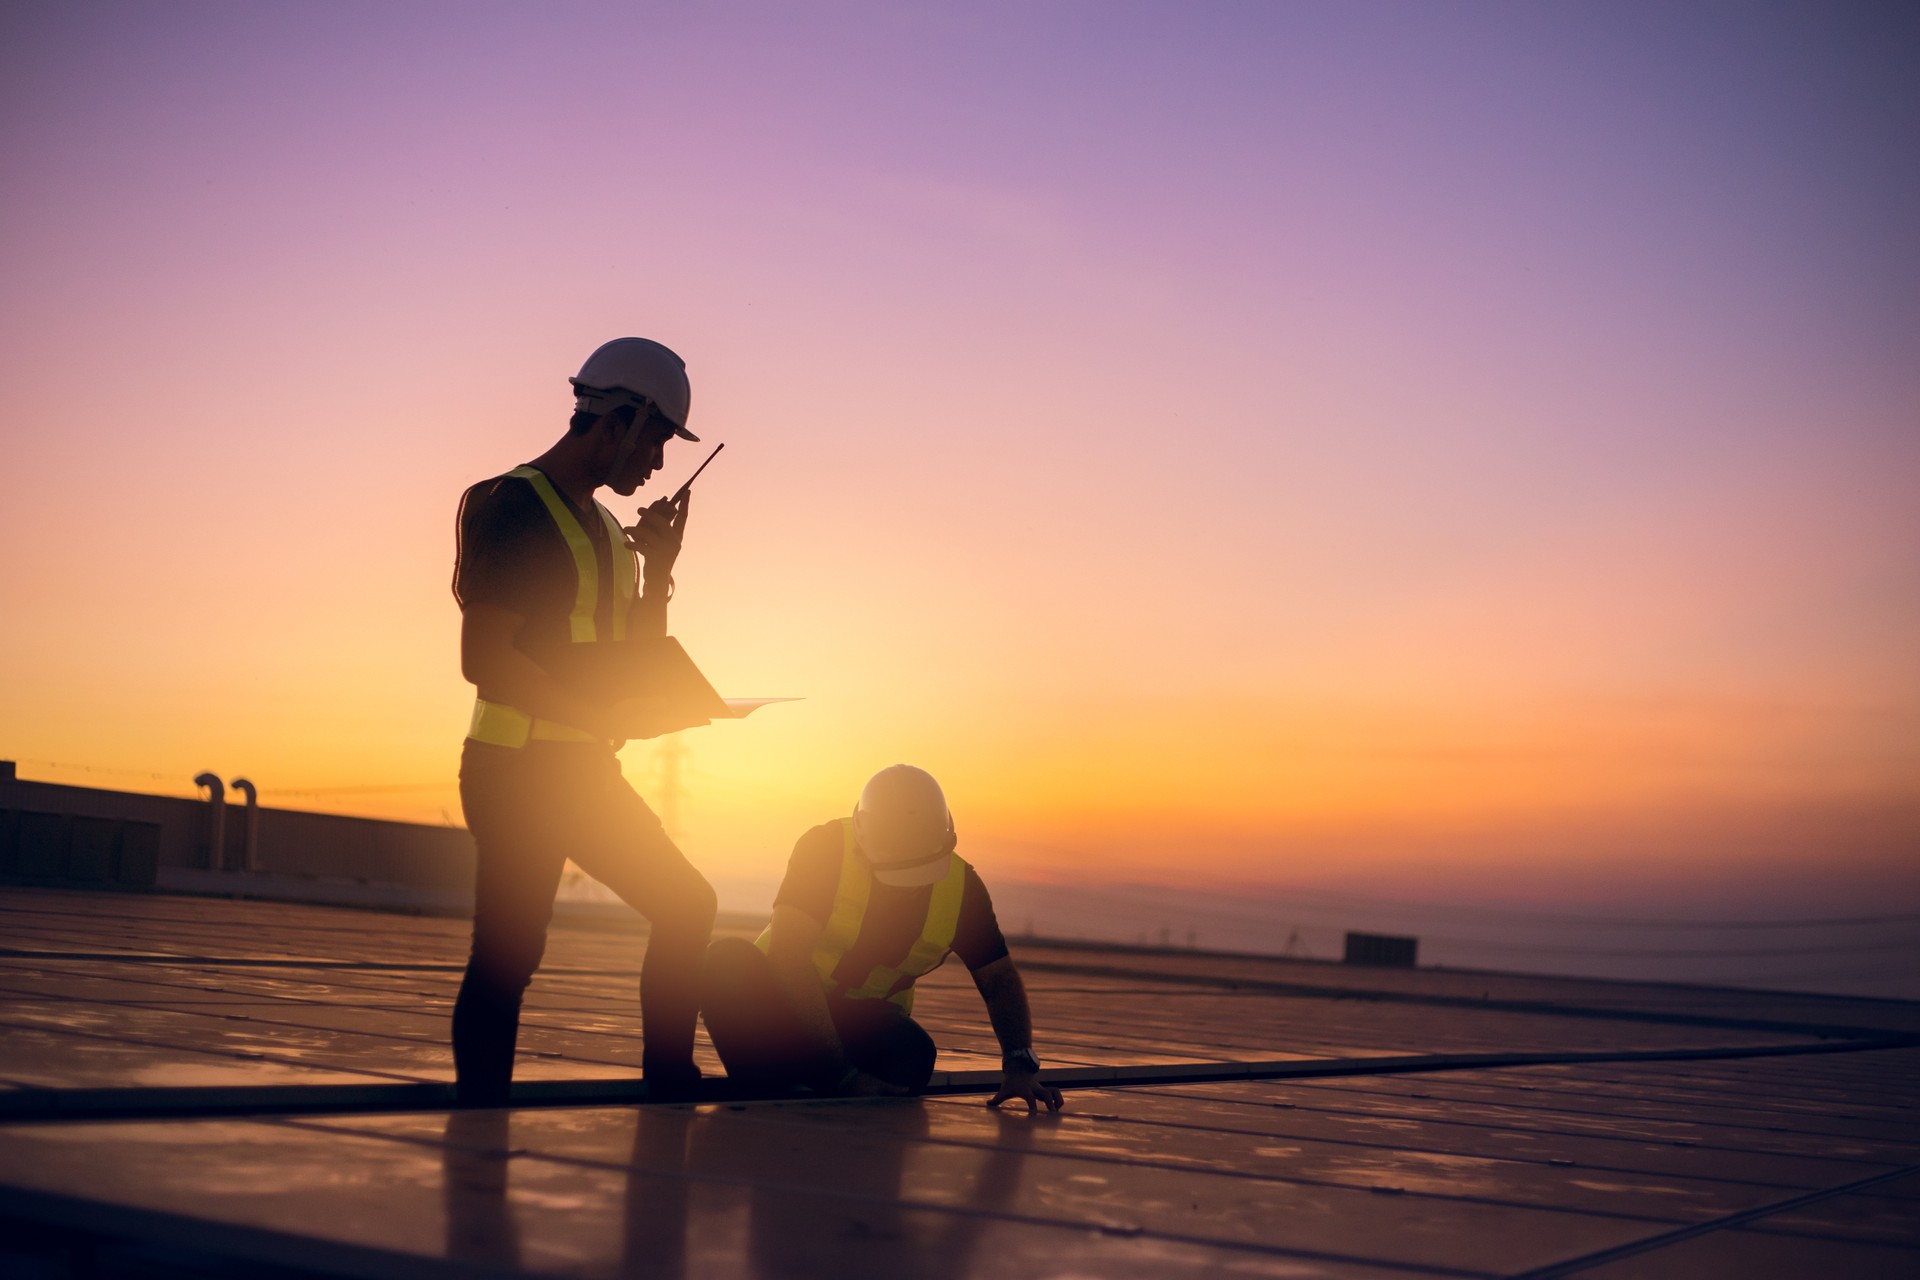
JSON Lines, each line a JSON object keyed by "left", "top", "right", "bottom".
{"left": 1002, "top": 1047, "right": 1040, "bottom": 1073}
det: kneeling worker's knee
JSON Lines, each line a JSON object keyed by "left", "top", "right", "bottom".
{"left": 653, "top": 876, "right": 717, "bottom": 948}
{"left": 702, "top": 935, "right": 760, "bottom": 988}
{"left": 673, "top": 876, "right": 718, "bottom": 936}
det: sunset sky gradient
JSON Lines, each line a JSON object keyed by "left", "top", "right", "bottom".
{"left": 3, "top": 2, "right": 1916, "bottom": 922}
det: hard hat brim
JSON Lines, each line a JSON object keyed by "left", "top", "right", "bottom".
{"left": 868, "top": 852, "right": 954, "bottom": 889}
{"left": 569, "top": 379, "right": 699, "bottom": 441}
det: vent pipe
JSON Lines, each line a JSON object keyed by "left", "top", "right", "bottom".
{"left": 193, "top": 772, "right": 226, "bottom": 872}
{"left": 229, "top": 777, "right": 259, "bottom": 873}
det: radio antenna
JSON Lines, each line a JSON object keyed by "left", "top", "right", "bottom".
{"left": 672, "top": 442, "right": 724, "bottom": 501}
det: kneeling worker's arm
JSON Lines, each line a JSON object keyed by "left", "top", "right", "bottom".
{"left": 973, "top": 956, "right": 1064, "bottom": 1112}
{"left": 765, "top": 905, "right": 902, "bottom": 1096}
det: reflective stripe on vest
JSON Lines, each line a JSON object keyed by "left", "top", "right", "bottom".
{"left": 466, "top": 466, "right": 637, "bottom": 747}
{"left": 467, "top": 698, "right": 604, "bottom": 748}
{"left": 509, "top": 465, "right": 634, "bottom": 643}
{"left": 754, "top": 818, "right": 969, "bottom": 1014}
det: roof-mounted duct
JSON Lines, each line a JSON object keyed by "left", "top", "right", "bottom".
{"left": 193, "top": 772, "right": 227, "bottom": 872}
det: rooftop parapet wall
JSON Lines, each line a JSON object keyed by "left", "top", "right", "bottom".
{"left": 0, "top": 767, "right": 474, "bottom": 902}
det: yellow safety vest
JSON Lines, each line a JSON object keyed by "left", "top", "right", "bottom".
{"left": 467, "top": 465, "right": 636, "bottom": 748}
{"left": 755, "top": 818, "right": 969, "bottom": 1014}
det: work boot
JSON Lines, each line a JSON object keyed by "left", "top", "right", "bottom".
{"left": 455, "top": 1076, "right": 512, "bottom": 1109}
{"left": 643, "top": 1057, "right": 703, "bottom": 1102}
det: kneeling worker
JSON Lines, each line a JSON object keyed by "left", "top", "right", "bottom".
{"left": 702, "top": 765, "right": 1064, "bottom": 1111}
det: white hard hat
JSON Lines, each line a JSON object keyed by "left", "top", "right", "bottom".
{"left": 853, "top": 765, "right": 957, "bottom": 888}
{"left": 569, "top": 337, "right": 698, "bottom": 440}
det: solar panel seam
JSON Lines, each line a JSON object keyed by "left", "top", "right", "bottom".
{"left": 1005, "top": 1009, "right": 1819, "bottom": 1056}
{"left": 1738, "top": 1222, "right": 1920, "bottom": 1249}
{"left": 921, "top": 1095, "right": 1824, "bottom": 1192}
{"left": 11, "top": 895, "right": 1917, "bottom": 1030}
{"left": 1119, "top": 1087, "right": 1919, "bottom": 1166}
{"left": 1270, "top": 1079, "right": 1920, "bottom": 1144}
{"left": 0, "top": 1017, "right": 437, "bottom": 1086}
{"left": 1012, "top": 960, "right": 1918, "bottom": 1041}
{"left": 256, "top": 1113, "right": 1506, "bottom": 1278}
{"left": 3, "top": 955, "right": 1883, "bottom": 1081}
{"left": 0, "top": 1002, "right": 465, "bottom": 1057}
{"left": 5, "top": 888, "right": 1915, "bottom": 1278}
{"left": 1502, "top": 1160, "right": 1920, "bottom": 1279}
{"left": 0, "top": 990, "right": 721, "bottom": 1082}
{"left": 1298, "top": 1080, "right": 1920, "bottom": 1130}
{"left": 1551, "top": 1052, "right": 1920, "bottom": 1092}
{"left": 0, "top": 902, "right": 474, "bottom": 940}
{"left": 0, "top": 990, "right": 685, "bottom": 1073}
{"left": 11, "top": 905, "right": 1904, "bottom": 1043}
{"left": 707, "top": 1105, "right": 1748, "bottom": 1228}
{"left": 1, "top": 956, "right": 631, "bottom": 1012}
{"left": 1, "top": 1041, "right": 1899, "bottom": 1124}
{"left": 1167, "top": 1074, "right": 1920, "bottom": 1136}
{"left": 1428, "top": 1074, "right": 1920, "bottom": 1120}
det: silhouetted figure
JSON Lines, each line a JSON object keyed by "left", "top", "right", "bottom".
{"left": 451, "top": 338, "right": 718, "bottom": 1105}
{"left": 702, "top": 766, "right": 1064, "bottom": 1111}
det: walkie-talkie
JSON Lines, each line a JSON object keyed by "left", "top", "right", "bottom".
{"left": 671, "top": 442, "right": 724, "bottom": 502}
{"left": 637, "top": 442, "right": 724, "bottom": 524}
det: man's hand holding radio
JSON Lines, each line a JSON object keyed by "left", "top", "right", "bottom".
{"left": 626, "top": 491, "right": 689, "bottom": 587}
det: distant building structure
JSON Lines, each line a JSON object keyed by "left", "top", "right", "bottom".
{"left": 0, "top": 760, "right": 474, "bottom": 913}
{"left": 1344, "top": 930, "right": 1420, "bottom": 967}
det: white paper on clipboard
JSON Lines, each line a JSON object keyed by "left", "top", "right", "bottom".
{"left": 720, "top": 697, "right": 803, "bottom": 718}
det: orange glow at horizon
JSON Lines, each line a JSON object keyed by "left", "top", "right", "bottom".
{"left": 2, "top": 4, "right": 1916, "bottom": 919}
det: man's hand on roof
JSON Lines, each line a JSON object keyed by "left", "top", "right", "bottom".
{"left": 988, "top": 1066, "right": 1063, "bottom": 1114}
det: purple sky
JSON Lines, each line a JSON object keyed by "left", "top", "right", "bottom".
{"left": 2, "top": 3, "right": 1915, "bottom": 921}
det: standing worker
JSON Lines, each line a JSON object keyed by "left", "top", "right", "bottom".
{"left": 702, "top": 765, "right": 1064, "bottom": 1111}
{"left": 451, "top": 337, "right": 718, "bottom": 1104}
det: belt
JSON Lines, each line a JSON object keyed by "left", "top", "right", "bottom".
{"left": 467, "top": 698, "right": 606, "bottom": 748}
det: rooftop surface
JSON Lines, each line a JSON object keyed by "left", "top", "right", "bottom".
{"left": 1, "top": 886, "right": 1916, "bottom": 1278}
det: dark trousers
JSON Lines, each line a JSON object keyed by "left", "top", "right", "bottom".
{"left": 453, "top": 740, "right": 716, "bottom": 1104}
{"left": 700, "top": 936, "right": 937, "bottom": 1091}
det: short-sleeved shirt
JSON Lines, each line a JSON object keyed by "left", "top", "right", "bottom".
{"left": 774, "top": 821, "right": 1011, "bottom": 984}
{"left": 453, "top": 468, "right": 638, "bottom": 687}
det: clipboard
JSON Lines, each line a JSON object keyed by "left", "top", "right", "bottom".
{"left": 620, "top": 636, "right": 800, "bottom": 733}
